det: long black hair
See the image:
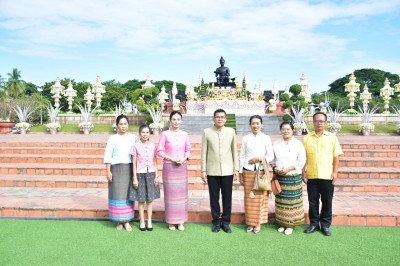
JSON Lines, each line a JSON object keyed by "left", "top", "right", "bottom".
{"left": 116, "top": 114, "right": 129, "bottom": 125}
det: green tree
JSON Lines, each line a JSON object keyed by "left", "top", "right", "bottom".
{"left": 102, "top": 85, "right": 129, "bottom": 111}
{"left": 5, "top": 68, "right": 26, "bottom": 98}
{"left": 123, "top": 79, "right": 143, "bottom": 91}
{"left": 328, "top": 68, "right": 400, "bottom": 97}
{"left": 25, "top": 82, "right": 38, "bottom": 96}
{"left": 0, "top": 74, "right": 6, "bottom": 101}
{"left": 279, "top": 84, "right": 309, "bottom": 121}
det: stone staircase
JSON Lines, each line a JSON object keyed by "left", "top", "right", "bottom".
{"left": 1, "top": 135, "right": 400, "bottom": 226}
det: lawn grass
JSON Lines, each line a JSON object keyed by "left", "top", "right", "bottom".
{"left": 29, "top": 124, "right": 140, "bottom": 133}
{"left": 0, "top": 220, "right": 399, "bottom": 265}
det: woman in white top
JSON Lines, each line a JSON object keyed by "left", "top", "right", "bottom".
{"left": 239, "top": 115, "right": 274, "bottom": 234}
{"left": 271, "top": 121, "right": 306, "bottom": 235}
{"left": 104, "top": 114, "right": 138, "bottom": 231}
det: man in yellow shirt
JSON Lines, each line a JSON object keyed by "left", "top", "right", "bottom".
{"left": 302, "top": 112, "right": 343, "bottom": 236}
{"left": 201, "top": 109, "right": 239, "bottom": 233}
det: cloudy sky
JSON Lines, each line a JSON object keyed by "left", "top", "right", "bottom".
{"left": 0, "top": 0, "right": 399, "bottom": 93}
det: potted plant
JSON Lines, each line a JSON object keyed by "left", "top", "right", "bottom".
{"left": 288, "top": 105, "right": 307, "bottom": 136}
{"left": 0, "top": 101, "right": 16, "bottom": 134}
{"left": 327, "top": 103, "right": 344, "bottom": 135}
{"left": 46, "top": 104, "right": 61, "bottom": 134}
{"left": 13, "top": 104, "right": 34, "bottom": 134}
{"left": 113, "top": 104, "right": 124, "bottom": 132}
{"left": 358, "top": 105, "right": 378, "bottom": 136}
{"left": 393, "top": 106, "right": 400, "bottom": 135}
{"left": 146, "top": 104, "right": 164, "bottom": 135}
{"left": 76, "top": 103, "right": 98, "bottom": 135}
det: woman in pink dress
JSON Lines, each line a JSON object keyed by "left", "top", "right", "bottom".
{"left": 157, "top": 111, "right": 191, "bottom": 231}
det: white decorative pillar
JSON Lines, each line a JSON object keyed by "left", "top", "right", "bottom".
{"left": 360, "top": 84, "right": 372, "bottom": 110}
{"left": 84, "top": 86, "right": 95, "bottom": 111}
{"left": 92, "top": 76, "right": 106, "bottom": 111}
{"left": 63, "top": 81, "right": 77, "bottom": 113}
{"left": 299, "top": 73, "right": 311, "bottom": 103}
{"left": 50, "top": 77, "right": 65, "bottom": 109}
{"left": 380, "top": 78, "right": 394, "bottom": 114}
{"left": 344, "top": 73, "right": 360, "bottom": 112}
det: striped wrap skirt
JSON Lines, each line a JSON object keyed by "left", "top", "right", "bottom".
{"left": 274, "top": 174, "right": 305, "bottom": 228}
{"left": 243, "top": 169, "right": 269, "bottom": 226}
{"left": 108, "top": 163, "right": 135, "bottom": 223}
{"left": 162, "top": 163, "right": 188, "bottom": 224}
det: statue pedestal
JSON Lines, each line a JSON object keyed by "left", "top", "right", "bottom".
{"left": 186, "top": 100, "right": 266, "bottom": 115}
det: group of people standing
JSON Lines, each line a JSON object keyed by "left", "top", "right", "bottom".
{"left": 104, "top": 108, "right": 343, "bottom": 236}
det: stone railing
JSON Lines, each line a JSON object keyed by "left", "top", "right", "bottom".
{"left": 304, "top": 114, "right": 399, "bottom": 125}
{"left": 56, "top": 114, "right": 148, "bottom": 125}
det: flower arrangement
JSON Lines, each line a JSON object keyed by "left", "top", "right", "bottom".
{"left": 393, "top": 106, "right": 400, "bottom": 135}
{"left": 293, "top": 122, "right": 307, "bottom": 129}
{"left": 327, "top": 122, "right": 342, "bottom": 130}
{"left": 113, "top": 104, "right": 124, "bottom": 132}
{"left": 358, "top": 123, "right": 374, "bottom": 132}
{"left": 76, "top": 103, "right": 98, "bottom": 133}
{"left": 358, "top": 105, "right": 379, "bottom": 135}
{"left": 46, "top": 104, "right": 61, "bottom": 132}
{"left": 146, "top": 104, "right": 164, "bottom": 131}
{"left": 13, "top": 104, "right": 35, "bottom": 133}
{"left": 149, "top": 122, "right": 163, "bottom": 130}
{"left": 15, "top": 122, "right": 31, "bottom": 131}
{"left": 46, "top": 122, "right": 60, "bottom": 131}
{"left": 327, "top": 103, "right": 344, "bottom": 134}
{"left": 79, "top": 122, "right": 94, "bottom": 130}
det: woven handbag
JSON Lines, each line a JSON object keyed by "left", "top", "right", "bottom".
{"left": 250, "top": 158, "right": 271, "bottom": 198}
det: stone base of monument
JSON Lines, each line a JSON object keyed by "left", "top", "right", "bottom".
{"left": 178, "top": 114, "right": 281, "bottom": 135}
{"left": 186, "top": 100, "right": 266, "bottom": 115}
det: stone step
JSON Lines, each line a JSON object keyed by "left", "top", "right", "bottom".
{"left": 2, "top": 174, "right": 399, "bottom": 193}
{"left": 0, "top": 154, "right": 105, "bottom": 164}
{"left": 1, "top": 187, "right": 399, "bottom": 226}
{"left": 0, "top": 147, "right": 105, "bottom": 155}
{"left": 6, "top": 153, "right": 399, "bottom": 168}
{"left": 1, "top": 163, "right": 399, "bottom": 179}
{"left": 0, "top": 142, "right": 106, "bottom": 148}
{"left": 341, "top": 144, "right": 400, "bottom": 150}
{"left": 339, "top": 157, "right": 400, "bottom": 168}
{"left": 2, "top": 141, "right": 400, "bottom": 150}
{"left": 343, "top": 149, "right": 400, "bottom": 157}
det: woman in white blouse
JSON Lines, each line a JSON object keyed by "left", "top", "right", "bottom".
{"left": 271, "top": 121, "right": 306, "bottom": 235}
{"left": 104, "top": 114, "right": 138, "bottom": 231}
{"left": 239, "top": 115, "right": 274, "bottom": 234}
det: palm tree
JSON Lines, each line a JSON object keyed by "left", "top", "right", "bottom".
{"left": 6, "top": 68, "right": 26, "bottom": 98}
{"left": 0, "top": 74, "right": 7, "bottom": 101}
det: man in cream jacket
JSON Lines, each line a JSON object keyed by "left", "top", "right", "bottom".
{"left": 201, "top": 109, "right": 239, "bottom": 233}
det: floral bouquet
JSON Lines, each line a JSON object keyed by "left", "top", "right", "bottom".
{"left": 46, "top": 122, "right": 61, "bottom": 131}
{"left": 293, "top": 122, "right": 307, "bottom": 130}
{"left": 79, "top": 122, "right": 94, "bottom": 131}
{"left": 358, "top": 123, "right": 374, "bottom": 133}
{"left": 15, "top": 122, "right": 31, "bottom": 131}
{"left": 149, "top": 122, "right": 163, "bottom": 130}
{"left": 327, "top": 122, "right": 342, "bottom": 132}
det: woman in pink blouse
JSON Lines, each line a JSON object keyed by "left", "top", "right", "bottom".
{"left": 157, "top": 111, "right": 191, "bottom": 231}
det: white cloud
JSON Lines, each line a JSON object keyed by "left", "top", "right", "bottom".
{"left": 0, "top": 0, "right": 399, "bottom": 63}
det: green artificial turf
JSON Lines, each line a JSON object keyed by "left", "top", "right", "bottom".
{"left": 29, "top": 124, "right": 139, "bottom": 133}
{"left": 0, "top": 220, "right": 399, "bottom": 265}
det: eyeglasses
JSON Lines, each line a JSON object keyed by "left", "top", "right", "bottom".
{"left": 313, "top": 120, "right": 326, "bottom": 123}
{"left": 214, "top": 116, "right": 226, "bottom": 119}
